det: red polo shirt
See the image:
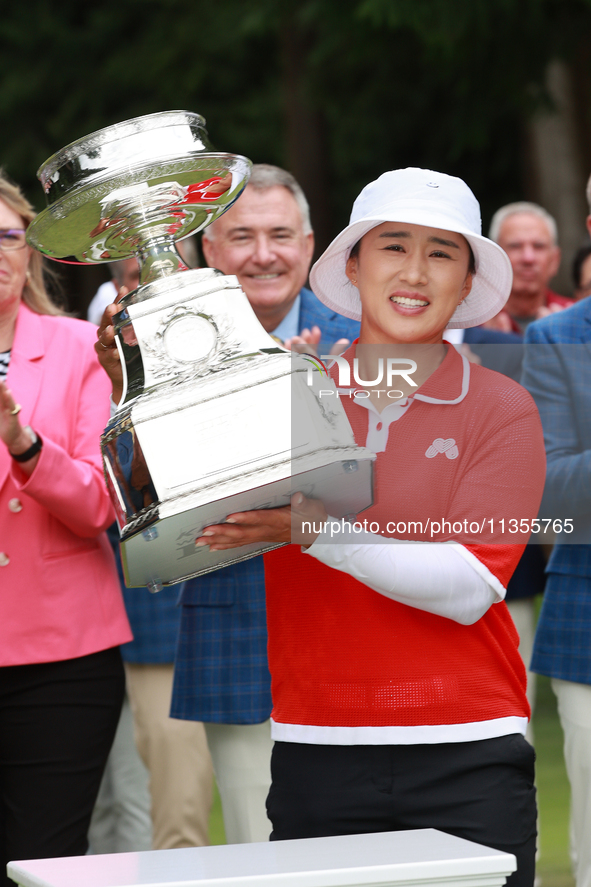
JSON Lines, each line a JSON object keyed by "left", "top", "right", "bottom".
{"left": 265, "top": 345, "right": 546, "bottom": 745}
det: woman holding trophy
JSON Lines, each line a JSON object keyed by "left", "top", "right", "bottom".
{"left": 0, "top": 173, "right": 131, "bottom": 881}
{"left": 197, "top": 168, "right": 546, "bottom": 887}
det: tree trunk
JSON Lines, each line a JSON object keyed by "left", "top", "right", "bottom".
{"left": 280, "top": 18, "right": 332, "bottom": 260}
{"left": 527, "top": 59, "right": 588, "bottom": 296}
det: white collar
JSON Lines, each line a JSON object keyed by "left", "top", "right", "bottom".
{"left": 413, "top": 354, "right": 471, "bottom": 405}
{"left": 331, "top": 349, "right": 471, "bottom": 408}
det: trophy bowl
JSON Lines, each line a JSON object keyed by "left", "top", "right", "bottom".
{"left": 29, "top": 111, "right": 375, "bottom": 588}
{"left": 27, "top": 110, "right": 251, "bottom": 283}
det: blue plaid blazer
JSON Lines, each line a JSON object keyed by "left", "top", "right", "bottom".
{"left": 170, "top": 289, "right": 361, "bottom": 723}
{"left": 522, "top": 299, "right": 591, "bottom": 685}
{"left": 121, "top": 581, "right": 181, "bottom": 664}
{"left": 102, "top": 524, "right": 181, "bottom": 665}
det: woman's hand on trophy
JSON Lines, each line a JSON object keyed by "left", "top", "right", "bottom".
{"left": 291, "top": 492, "right": 329, "bottom": 547}
{"left": 195, "top": 493, "right": 328, "bottom": 551}
{"left": 95, "top": 286, "right": 129, "bottom": 405}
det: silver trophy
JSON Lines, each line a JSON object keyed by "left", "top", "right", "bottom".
{"left": 28, "top": 111, "right": 375, "bottom": 588}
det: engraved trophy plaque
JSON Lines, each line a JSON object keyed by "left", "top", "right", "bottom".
{"left": 28, "top": 111, "right": 375, "bottom": 588}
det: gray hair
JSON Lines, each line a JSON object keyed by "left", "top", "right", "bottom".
{"left": 489, "top": 201, "right": 558, "bottom": 246}
{"left": 204, "top": 163, "right": 312, "bottom": 240}
{"left": 586, "top": 173, "right": 591, "bottom": 212}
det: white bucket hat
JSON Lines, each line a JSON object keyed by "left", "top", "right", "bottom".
{"left": 309, "top": 167, "right": 513, "bottom": 329}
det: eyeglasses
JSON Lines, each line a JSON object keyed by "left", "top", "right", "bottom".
{"left": 0, "top": 229, "right": 27, "bottom": 251}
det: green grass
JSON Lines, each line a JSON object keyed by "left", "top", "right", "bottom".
{"left": 207, "top": 676, "right": 576, "bottom": 887}
{"left": 208, "top": 785, "right": 226, "bottom": 846}
{"left": 533, "top": 675, "right": 574, "bottom": 887}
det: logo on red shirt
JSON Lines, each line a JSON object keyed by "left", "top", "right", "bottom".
{"left": 425, "top": 438, "right": 459, "bottom": 459}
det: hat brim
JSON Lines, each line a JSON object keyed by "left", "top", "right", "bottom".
{"left": 309, "top": 213, "right": 513, "bottom": 329}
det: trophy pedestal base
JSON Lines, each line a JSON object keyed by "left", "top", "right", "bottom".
{"left": 120, "top": 456, "right": 373, "bottom": 588}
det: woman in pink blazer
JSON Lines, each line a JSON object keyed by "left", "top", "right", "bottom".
{"left": 0, "top": 173, "right": 131, "bottom": 880}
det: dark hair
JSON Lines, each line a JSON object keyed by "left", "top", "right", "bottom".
{"left": 348, "top": 233, "right": 476, "bottom": 275}
{"left": 349, "top": 238, "right": 362, "bottom": 260}
{"left": 572, "top": 243, "right": 591, "bottom": 289}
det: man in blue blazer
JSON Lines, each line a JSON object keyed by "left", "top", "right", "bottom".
{"left": 446, "top": 324, "right": 544, "bottom": 739}
{"left": 462, "top": 325, "right": 524, "bottom": 381}
{"left": 170, "top": 165, "right": 360, "bottom": 843}
{"left": 522, "top": 295, "right": 591, "bottom": 887}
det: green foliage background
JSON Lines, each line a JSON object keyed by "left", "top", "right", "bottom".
{"left": 2, "top": 0, "right": 591, "bottom": 271}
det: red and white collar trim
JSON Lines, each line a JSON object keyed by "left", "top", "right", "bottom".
{"left": 328, "top": 341, "right": 471, "bottom": 406}
{"left": 414, "top": 352, "right": 470, "bottom": 405}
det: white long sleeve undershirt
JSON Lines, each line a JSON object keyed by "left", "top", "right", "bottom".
{"left": 303, "top": 520, "right": 504, "bottom": 625}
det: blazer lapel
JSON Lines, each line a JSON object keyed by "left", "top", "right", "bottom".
{"left": 0, "top": 304, "right": 45, "bottom": 491}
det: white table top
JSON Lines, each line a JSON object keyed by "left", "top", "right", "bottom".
{"left": 8, "top": 829, "right": 516, "bottom": 887}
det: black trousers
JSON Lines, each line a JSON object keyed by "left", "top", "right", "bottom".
{"left": 0, "top": 647, "right": 124, "bottom": 886}
{"left": 267, "top": 735, "right": 536, "bottom": 887}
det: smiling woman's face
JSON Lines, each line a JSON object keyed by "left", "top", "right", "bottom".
{"left": 0, "top": 199, "right": 30, "bottom": 323}
{"left": 346, "top": 222, "right": 473, "bottom": 345}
